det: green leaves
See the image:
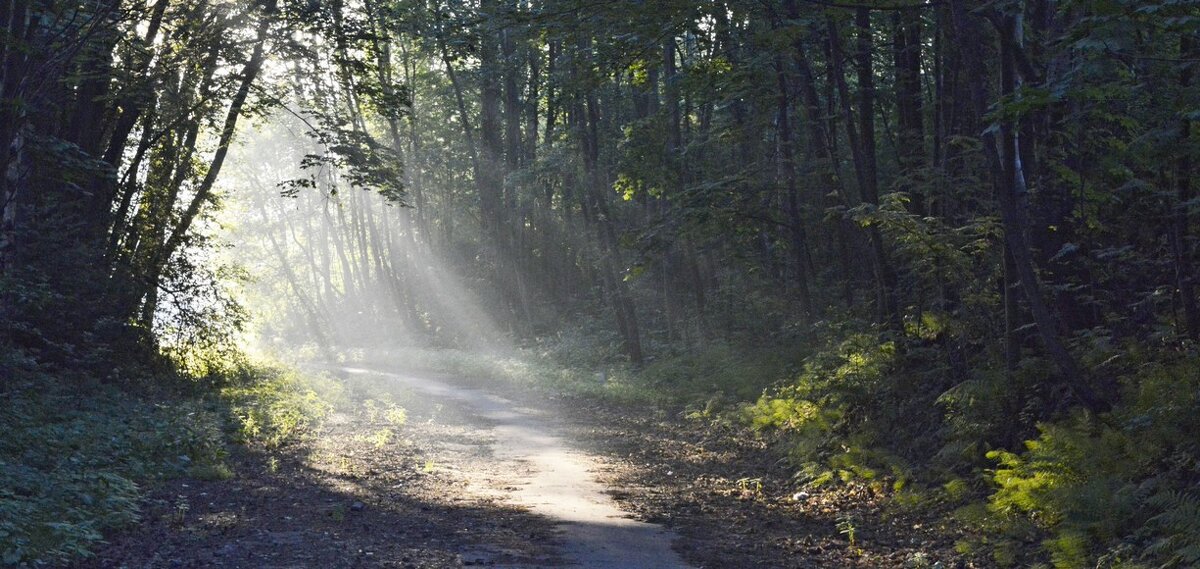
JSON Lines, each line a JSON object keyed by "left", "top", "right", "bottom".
{"left": 288, "top": 116, "right": 407, "bottom": 203}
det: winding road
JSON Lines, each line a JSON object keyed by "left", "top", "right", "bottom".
{"left": 339, "top": 365, "right": 694, "bottom": 569}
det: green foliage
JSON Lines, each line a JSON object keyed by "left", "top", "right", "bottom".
{"left": 743, "top": 331, "right": 907, "bottom": 485}
{"left": 745, "top": 396, "right": 833, "bottom": 432}
{"left": 0, "top": 349, "right": 335, "bottom": 565}
{"left": 853, "top": 194, "right": 1001, "bottom": 300}
{"left": 0, "top": 369, "right": 223, "bottom": 564}
{"left": 981, "top": 357, "right": 1200, "bottom": 568}
{"left": 1145, "top": 491, "right": 1200, "bottom": 566}
{"left": 221, "top": 366, "right": 333, "bottom": 448}
{"left": 937, "top": 348, "right": 1101, "bottom": 471}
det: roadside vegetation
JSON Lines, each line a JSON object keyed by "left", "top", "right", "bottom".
{"left": 0, "top": 350, "right": 333, "bottom": 565}
{"left": 2, "top": 0, "right": 1198, "bottom": 566}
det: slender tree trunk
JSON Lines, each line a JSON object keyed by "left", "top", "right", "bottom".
{"left": 774, "top": 54, "right": 814, "bottom": 318}
{"left": 829, "top": 13, "right": 902, "bottom": 329}
{"left": 0, "top": 0, "right": 32, "bottom": 278}
{"left": 952, "top": 3, "right": 1097, "bottom": 407}
{"left": 893, "top": 6, "right": 926, "bottom": 213}
{"left": 478, "top": 0, "right": 505, "bottom": 238}
{"left": 1173, "top": 32, "right": 1198, "bottom": 340}
{"left": 526, "top": 38, "right": 540, "bottom": 163}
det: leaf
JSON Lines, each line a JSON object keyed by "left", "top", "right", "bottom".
{"left": 1049, "top": 243, "right": 1080, "bottom": 262}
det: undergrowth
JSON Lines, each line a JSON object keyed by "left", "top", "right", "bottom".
{"left": 975, "top": 358, "right": 1200, "bottom": 568}
{"left": 739, "top": 328, "right": 1200, "bottom": 568}
{"left": 308, "top": 321, "right": 1200, "bottom": 569}
{"left": 0, "top": 351, "right": 333, "bottom": 565}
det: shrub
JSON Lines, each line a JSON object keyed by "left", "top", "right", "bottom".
{"left": 983, "top": 357, "right": 1200, "bottom": 568}
{"left": 220, "top": 366, "right": 333, "bottom": 448}
{"left": 743, "top": 333, "right": 900, "bottom": 481}
{"left": 0, "top": 352, "right": 334, "bottom": 565}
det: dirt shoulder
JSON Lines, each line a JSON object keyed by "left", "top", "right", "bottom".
{"left": 555, "top": 396, "right": 982, "bottom": 569}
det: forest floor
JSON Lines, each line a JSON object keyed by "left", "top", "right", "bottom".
{"left": 85, "top": 363, "right": 975, "bottom": 568}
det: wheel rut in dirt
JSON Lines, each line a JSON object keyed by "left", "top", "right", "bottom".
{"left": 339, "top": 366, "right": 693, "bottom": 569}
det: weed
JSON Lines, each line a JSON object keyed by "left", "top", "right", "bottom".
{"left": 336, "top": 456, "right": 357, "bottom": 475}
{"left": 735, "top": 477, "right": 764, "bottom": 499}
{"left": 363, "top": 399, "right": 382, "bottom": 422}
{"left": 368, "top": 428, "right": 394, "bottom": 448}
{"left": 837, "top": 514, "right": 859, "bottom": 547}
{"left": 903, "top": 552, "right": 944, "bottom": 569}
{"left": 383, "top": 405, "right": 407, "bottom": 426}
{"left": 171, "top": 496, "right": 190, "bottom": 528}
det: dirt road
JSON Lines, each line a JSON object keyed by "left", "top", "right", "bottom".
{"left": 89, "top": 362, "right": 968, "bottom": 568}
{"left": 88, "top": 364, "right": 693, "bottom": 568}
{"left": 340, "top": 366, "right": 692, "bottom": 569}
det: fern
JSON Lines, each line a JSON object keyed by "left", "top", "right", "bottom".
{"left": 1146, "top": 490, "right": 1200, "bottom": 566}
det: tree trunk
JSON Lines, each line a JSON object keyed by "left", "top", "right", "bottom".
{"left": 892, "top": 6, "right": 927, "bottom": 214}
{"left": 1173, "top": 32, "right": 1198, "bottom": 340}
{"left": 952, "top": 3, "right": 1098, "bottom": 408}
{"left": 773, "top": 54, "right": 814, "bottom": 318}
{"left": 829, "top": 12, "right": 902, "bottom": 329}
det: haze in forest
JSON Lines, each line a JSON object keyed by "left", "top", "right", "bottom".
{"left": 220, "top": 113, "right": 509, "bottom": 358}
{"left": 3, "top": 0, "right": 1200, "bottom": 567}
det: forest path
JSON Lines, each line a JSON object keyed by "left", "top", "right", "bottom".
{"left": 88, "top": 361, "right": 695, "bottom": 568}
{"left": 336, "top": 364, "right": 693, "bottom": 569}
{"left": 85, "top": 359, "right": 962, "bottom": 568}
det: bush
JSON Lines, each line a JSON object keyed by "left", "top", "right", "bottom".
{"left": 742, "top": 332, "right": 905, "bottom": 484}
{"left": 983, "top": 357, "right": 1200, "bottom": 568}
{"left": 221, "top": 366, "right": 334, "bottom": 448}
